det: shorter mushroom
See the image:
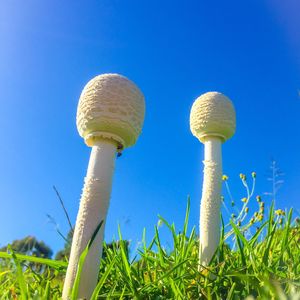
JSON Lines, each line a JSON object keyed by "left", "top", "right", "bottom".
{"left": 190, "top": 92, "right": 236, "bottom": 267}
{"left": 62, "top": 73, "right": 145, "bottom": 299}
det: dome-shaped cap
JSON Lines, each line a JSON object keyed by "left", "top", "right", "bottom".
{"left": 77, "top": 73, "right": 145, "bottom": 148}
{"left": 190, "top": 92, "right": 236, "bottom": 143}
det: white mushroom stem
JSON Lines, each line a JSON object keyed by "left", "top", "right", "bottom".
{"left": 62, "top": 138, "right": 117, "bottom": 300}
{"left": 199, "top": 136, "right": 222, "bottom": 267}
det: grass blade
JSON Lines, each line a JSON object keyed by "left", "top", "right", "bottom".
{"left": 71, "top": 220, "right": 103, "bottom": 300}
{"left": 8, "top": 245, "right": 28, "bottom": 300}
{"left": 90, "top": 257, "right": 116, "bottom": 300}
{"left": 0, "top": 252, "right": 67, "bottom": 269}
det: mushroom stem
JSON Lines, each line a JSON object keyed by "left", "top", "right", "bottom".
{"left": 199, "top": 136, "right": 222, "bottom": 267}
{"left": 62, "top": 138, "right": 117, "bottom": 300}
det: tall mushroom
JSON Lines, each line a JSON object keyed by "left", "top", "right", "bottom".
{"left": 62, "top": 73, "right": 145, "bottom": 299}
{"left": 190, "top": 92, "right": 236, "bottom": 267}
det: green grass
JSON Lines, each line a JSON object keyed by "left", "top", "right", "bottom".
{"left": 1, "top": 175, "right": 300, "bottom": 299}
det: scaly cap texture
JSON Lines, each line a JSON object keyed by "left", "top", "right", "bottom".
{"left": 77, "top": 73, "right": 145, "bottom": 148}
{"left": 190, "top": 92, "right": 236, "bottom": 143}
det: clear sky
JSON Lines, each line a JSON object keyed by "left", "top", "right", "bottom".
{"left": 0, "top": 0, "right": 299, "bottom": 256}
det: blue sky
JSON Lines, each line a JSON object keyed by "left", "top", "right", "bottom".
{"left": 0, "top": 0, "right": 299, "bottom": 255}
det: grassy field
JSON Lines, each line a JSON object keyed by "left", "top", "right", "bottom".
{"left": 1, "top": 175, "right": 300, "bottom": 299}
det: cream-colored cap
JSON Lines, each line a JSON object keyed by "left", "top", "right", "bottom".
{"left": 77, "top": 73, "right": 145, "bottom": 148}
{"left": 190, "top": 92, "right": 236, "bottom": 143}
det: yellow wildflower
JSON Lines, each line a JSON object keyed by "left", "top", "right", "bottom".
{"left": 257, "top": 214, "right": 263, "bottom": 221}
{"left": 222, "top": 175, "right": 229, "bottom": 181}
{"left": 239, "top": 173, "right": 246, "bottom": 181}
{"left": 275, "top": 209, "right": 285, "bottom": 216}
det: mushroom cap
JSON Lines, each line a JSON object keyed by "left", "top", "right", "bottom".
{"left": 190, "top": 92, "right": 236, "bottom": 143}
{"left": 77, "top": 73, "right": 145, "bottom": 148}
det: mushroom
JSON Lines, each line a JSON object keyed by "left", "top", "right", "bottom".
{"left": 62, "top": 73, "right": 145, "bottom": 299}
{"left": 190, "top": 92, "right": 236, "bottom": 267}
